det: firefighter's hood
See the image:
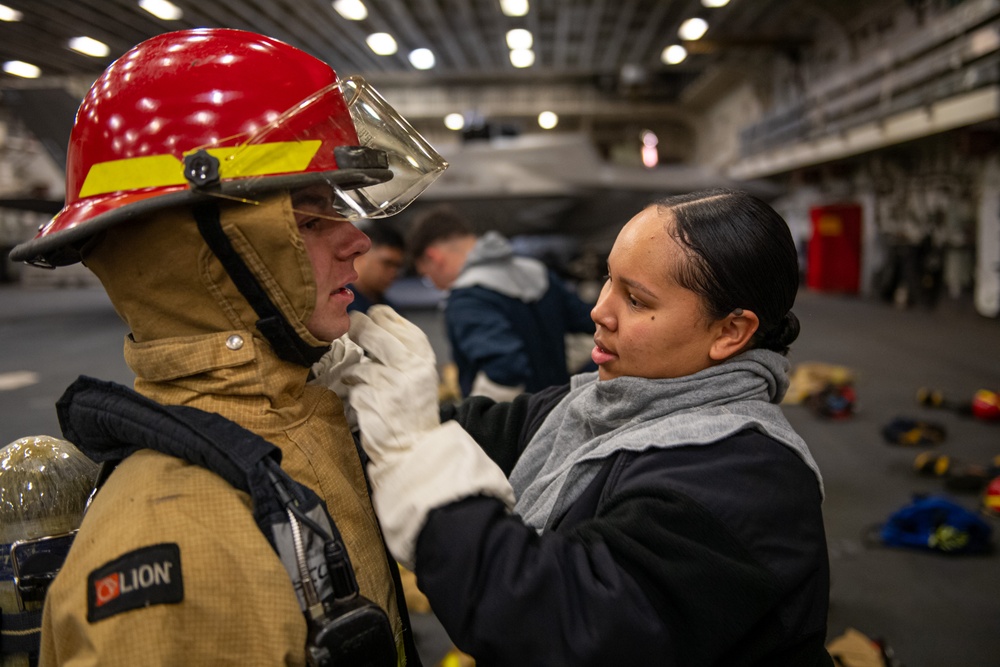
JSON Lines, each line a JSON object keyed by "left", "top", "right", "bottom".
{"left": 83, "top": 193, "right": 325, "bottom": 393}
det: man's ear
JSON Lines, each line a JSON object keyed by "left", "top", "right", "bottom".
{"left": 423, "top": 245, "right": 444, "bottom": 265}
{"left": 709, "top": 309, "right": 759, "bottom": 361}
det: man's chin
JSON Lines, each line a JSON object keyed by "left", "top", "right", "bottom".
{"left": 306, "top": 312, "right": 350, "bottom": 343}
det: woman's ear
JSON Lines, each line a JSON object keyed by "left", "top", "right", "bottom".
{"left": 709, "top": 309, "right": 759, "bottom": 361}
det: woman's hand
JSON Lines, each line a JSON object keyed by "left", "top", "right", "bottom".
{"left": 343, "top": 306, "right": 441, "bottom": 460}
{"left": 344, "top": 306, "right": 514, "bottom": 569}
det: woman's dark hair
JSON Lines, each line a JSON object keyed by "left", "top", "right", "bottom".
{"left": 652, "top": 188, "right": 800, "bottom": 355}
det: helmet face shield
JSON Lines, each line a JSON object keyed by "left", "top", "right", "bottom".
{"left": 336, "top": 77, "right": 449, "bottom": 218}
{"left": 203, "top": 76, "right": 447, "bottom": 222}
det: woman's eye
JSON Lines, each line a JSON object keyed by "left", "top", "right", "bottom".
{"left": 627, "top": 293, "right": 642, "bottom": 308}
{"left": 299, "top": 219, "right": 319, "bottom": 231}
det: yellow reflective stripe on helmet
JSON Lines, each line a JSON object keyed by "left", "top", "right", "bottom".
{"left": 78, "top": 154, "right": 182, "bottom": 197}
{"left": 78, "top": 141, "right": 322, "bottom": 198}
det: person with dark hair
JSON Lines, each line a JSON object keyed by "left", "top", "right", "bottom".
{"left": 406, "top": 205, "right": 596, "bottom": 400}
{"left": 347, "top": 221, "right": 406, "bottom": 313}
{"left": 331, "top": 188, "right": 833, "bottom": 665}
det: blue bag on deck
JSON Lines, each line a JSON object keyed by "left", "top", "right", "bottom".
{"left": 880, "top": 495, "right": 992, "bottom": 554}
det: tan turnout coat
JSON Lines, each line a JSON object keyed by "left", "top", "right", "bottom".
{"left": 39, "top": 195, "right": 403, "bottom": 666}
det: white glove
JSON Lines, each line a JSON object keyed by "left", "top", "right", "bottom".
{"left": 309, "top": 333, "right": 370, "bottom": 429}
{"left": 344, "top": 306, "right": 515, "bottom": 569}
{"left": 344, "top": 306, "right": 440, "bottom": 457}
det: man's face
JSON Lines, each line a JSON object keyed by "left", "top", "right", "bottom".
{"left": 292, "top": 184, "right": 371, "bottom": 342}
{"left": 354, "top": 244, "right": 404, "bottom": 296}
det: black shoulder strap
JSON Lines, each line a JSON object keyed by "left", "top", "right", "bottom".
{"left": 55, "top": 376, "right": 359, "bottom": 601}
{"left": 57, "top": 375, "right": 290, "bottom": 531}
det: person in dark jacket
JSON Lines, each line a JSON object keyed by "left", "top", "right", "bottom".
{"left": 331, "top": 188, "right": 834, "bottom": 666}
{"left": 407, "top": 205, "right": 596, "bottom": 400}
{"left": 347, "top": 221, "right": 406, "bottom": 314}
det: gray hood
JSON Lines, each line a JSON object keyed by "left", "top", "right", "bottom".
{"left": 451, "top": 231, "right": 549, "bottom": 302}
{"left": 510, "top": 349, "right": 824, "bottom": 532}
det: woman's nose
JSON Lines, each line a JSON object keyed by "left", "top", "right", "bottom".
{"left": 591, "top": 284, "right": 615, "bottom": 331}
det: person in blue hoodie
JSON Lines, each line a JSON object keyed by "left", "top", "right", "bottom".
{"left": 407, "top": 205, "right": 596, "bottom": 400}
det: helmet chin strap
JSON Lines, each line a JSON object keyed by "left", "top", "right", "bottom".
{"left": 192, "top": 201, "right": 328, "bottom": 368}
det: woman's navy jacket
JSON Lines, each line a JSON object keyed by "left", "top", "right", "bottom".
{"left": 418, "top": 385, "right": 834, "bottom": 667}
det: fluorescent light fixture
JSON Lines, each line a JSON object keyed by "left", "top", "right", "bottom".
{"left": 444, "top": 113, "right": 465, "bottom": 131}
{"left": 366, "top": 32, "right": 397, "bottom": 56}
{"left": 538, "top": 111, "right": 558, "bottom": 130}
{"left": 3, "top": 60, "right": 41, "bottom": 78}
{"left": 661, "top": 44, "right": 687, "bottom": 65}
{"left": 500, "top": 0, "right": 529, "bottom": 17}
{"left": 138, "top": 0, "right": 183, "bottom": 21}
{"left": 701, "top": 0, "right": 730, "bottom": 6}
{"left": 506, "top": 28, "right": 532, "bottom": 50}
{"left": 332, "top": 0, "right": 367, "bottom": 21}
{"left": 678, "top": 17, "right": 708, "bottom": 41}
{"left": 0, "top": 3, "right": 23, "bottom": 21}
{"left": 69, "top": 36, "right": 111, "bottom": 58}
{"left": 509, "top": 48, "right": 534, "bottom": 68}
{"left": 408, "top": 48, "right": 435, "bottom": 70}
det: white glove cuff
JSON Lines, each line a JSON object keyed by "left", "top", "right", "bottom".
{"left": 470, "top": 371, "right": 524, "bottom": 402}
{"left": 368, "top": 420, "right": 515, "bottom": 569}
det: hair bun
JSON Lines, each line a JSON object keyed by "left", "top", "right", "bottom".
{"left": 769, "top": 311, "right": 800, "bottom": 352}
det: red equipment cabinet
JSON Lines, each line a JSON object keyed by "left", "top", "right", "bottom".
{"left": 807, "top": 203, "right": 862, "bottom": 294}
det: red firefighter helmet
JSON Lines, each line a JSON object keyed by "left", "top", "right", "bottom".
{"left": 11, "top": 28, "right": 446, "bottom": 267}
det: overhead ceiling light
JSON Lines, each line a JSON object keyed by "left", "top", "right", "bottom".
{"left": 509, "top": 48, "right": 534, "bottom": 68}
{"left": 138, "top": 0, "right": 183, "bottom": 21}
{"left": 408, "top": 48, "right": 435, "bottom": 70}
{"left": 701, "top": 0, "right": 730, "bottom": 6}
{"left": 444, "top": 113, "right": 465, "bottom": 131}
{"left": 3, "top": 60, "right": 41, "bottom": 78}
{"left": 661, "top": 44, "right": 687, "bottom": 65}
{"left": 0, "top": 3, "right": 23, "bottom": 21}
{"left": 500, "top": 0, "right": 529, "bottom": 17}
{"left": 538, "top": 111, "right": 558, "bottom": 130}
{"left": 332, "top": 0, "right": 367, "bottom": 21}
{"left": 506, "top": 28, "right": 533, "bottom": 50}
{"left": 69, "top": 36, "right": 111, "bottom": 58}
{"left": 366, "top": 32, "right": 397, "bottom": 56}
{"left": 678, "top": 17, "right": 709, "bottom": 41}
